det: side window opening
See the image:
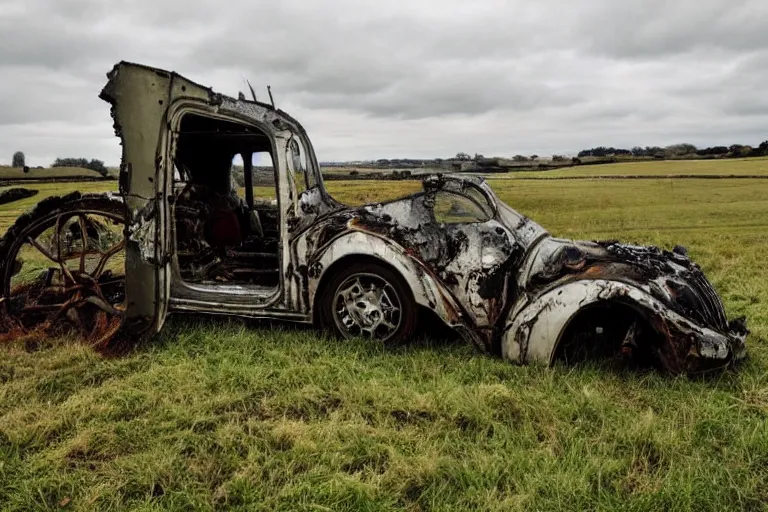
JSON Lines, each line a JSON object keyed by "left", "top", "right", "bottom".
{"left": 433, "top": 191, "right": 492, "bottom": 224}
{"left": 287, "top": 136, "right": 314, "bottom": 201}
{"left": 172, "top": 113, "right": 279, "bottom": 289}
{"left": 232, "top": 152, "right": 277, "bottom": 204}
{"left": 464, "top": 186, "right": 494, "bottom": 219}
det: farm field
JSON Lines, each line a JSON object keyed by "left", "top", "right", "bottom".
{"left": 493, "top": 157, "right": 768, "bottom": 179}
{"left": 0, "top": 166, "right": 107, "bottom": 181}
{"left": 1, "top": 161, "right": 767, "bottom": 510}
{"left": 323, "top": 157, "right": 768, "bottom": 181}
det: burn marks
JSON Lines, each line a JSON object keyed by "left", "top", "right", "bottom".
{"left": 302, "top": 176, "right": 526, "bottom": 335}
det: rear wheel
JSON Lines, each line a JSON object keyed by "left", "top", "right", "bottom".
{"left": 0, "top": 193, "right": 126, "bottom": 346}
{"left": 319, "top": 262, "right": 417, "bottom": 344}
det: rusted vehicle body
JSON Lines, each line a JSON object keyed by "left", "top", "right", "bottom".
{"left": 0, "top": 62, "right": 747, "bottom": 374}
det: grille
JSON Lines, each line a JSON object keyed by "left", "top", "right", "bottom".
{"left": 687, "top": 271, "right": 728, "bottom": 331}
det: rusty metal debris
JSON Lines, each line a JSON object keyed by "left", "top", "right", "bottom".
{"left": 0, "top": 194, "right": 126, "bottom": 347}
{"left": 0, "top": 62, "right": 748, "bottom": 374}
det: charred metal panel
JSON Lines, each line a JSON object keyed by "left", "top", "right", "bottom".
{"left": 296, "top": 175, "right": 539, "bottom": 351}
{"left": 100, "top": 62, "right": 175, "bottom": 335}
{"left": 507, "top": 237, "right": 748, "bottom": 373}
{"left": 301, "top": 230, "right": 464, "bottom": 328}
{"left": 502, "top": 278, "right": 746, "bottom": 374}
{"left": 521, "top": 238, "right": 733, "bottom": 334}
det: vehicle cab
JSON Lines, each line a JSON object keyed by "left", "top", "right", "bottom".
{"left": 100, "top": 61, "right": 337, "bottom": 335}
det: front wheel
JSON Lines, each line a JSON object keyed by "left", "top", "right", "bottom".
{"left": 318, "top": 262, "right": 417, "bottom": 344}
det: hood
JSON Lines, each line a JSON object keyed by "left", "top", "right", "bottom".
{"left": 524, "top": 238, "right": 732, "bottom": 333}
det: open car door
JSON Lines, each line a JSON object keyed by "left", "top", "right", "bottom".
{"left": 100, "top": 62, "right": 176, "bottom": 338}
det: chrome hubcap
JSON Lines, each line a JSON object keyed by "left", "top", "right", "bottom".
{"left": 333, "top": 273, "right": 402, "bottom": 341}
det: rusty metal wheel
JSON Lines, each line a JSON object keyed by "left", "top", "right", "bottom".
{"left": 0, "top": 193, "right": 126, "bottom": 346}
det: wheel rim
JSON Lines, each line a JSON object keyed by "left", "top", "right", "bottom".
{"left": 2, "top": 209, "right": 126, "bottom": 346}
{"left": 332, "top": 273, "right": 402, "bottom": 341}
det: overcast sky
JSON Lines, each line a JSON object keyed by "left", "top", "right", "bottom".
{"left": 1, "top": 0, "right": 766, "bottom": 166}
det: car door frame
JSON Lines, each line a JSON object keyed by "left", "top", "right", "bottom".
{"left": 162, "top": 98, "right": 302, "bottom": 314}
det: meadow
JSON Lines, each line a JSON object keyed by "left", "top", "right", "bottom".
{"left": 1, "top": 161, "right": 767, "bottom": 511}
{"left": 0, "top": 166, "right": 107, "bottom": 181}
{"left": 492, "top": 157, "right": 768, "bottom": 179}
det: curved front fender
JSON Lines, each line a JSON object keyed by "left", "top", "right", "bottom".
{"left": 307, "top": 231, "right": 465, "bottom": 328}
{"left": 501, "top": 279, "right": 739, "bottom": 373}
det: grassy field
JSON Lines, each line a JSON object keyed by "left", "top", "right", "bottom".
{"left": 0, "top": 181, "right": 118, "bottom": 233}
{"left": 1, "top": 161, "right": 768, "bottom": 510}
{"left": 0, "top": 166, "right": 107, "bottom": 181}
{"left": 493, "top": 157, "right": 768, "bottom": 179}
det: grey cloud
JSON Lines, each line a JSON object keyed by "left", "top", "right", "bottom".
{"left": 294, "top": 69, "right": 583, "bottom": 119}
{"left": 574, "top": 0, "right": 768, "bottom": 59}
{"left": 0, "top": 0, "right": 766, "bottom": 165}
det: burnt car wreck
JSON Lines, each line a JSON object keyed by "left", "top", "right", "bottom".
{"left": 0, "top": 62, "right": 748, "bottom": 374}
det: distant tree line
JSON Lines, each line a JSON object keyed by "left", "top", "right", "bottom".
{"left": 51, "top": 158, "right": 109, "bottom": 177}
{"left": 578, "top": 141, "right": 768, "bottom": 160}
{"left": 579, "top": 146, "right": 664, "bottom": 158}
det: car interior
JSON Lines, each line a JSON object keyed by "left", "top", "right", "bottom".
{"left": 171, "top": 113, "right": 280, "bottom": 287}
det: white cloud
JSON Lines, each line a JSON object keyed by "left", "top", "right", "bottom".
{"left": 0, "top": 0, "right": 765, "bottom": 166}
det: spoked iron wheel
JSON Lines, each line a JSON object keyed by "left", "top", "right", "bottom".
{"left": 0, "top": 194, "right": 126, "bottom": 346}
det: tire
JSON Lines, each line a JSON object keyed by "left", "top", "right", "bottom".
{"left": 0, "top": 192, "right": 126, "bottom": 345}
{"left": 318, "top": 262, "right": 417, "bottom": 344}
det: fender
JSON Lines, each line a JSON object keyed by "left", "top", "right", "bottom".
{"left": 307, "top": 230, "right": 466, "bottom": 329}
{"left": 501, "top": 279, "right": 734, "bottom": 368}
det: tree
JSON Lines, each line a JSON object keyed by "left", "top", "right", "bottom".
{"left": 530, "top": 155, "right": 539, "bottom": 160}
{"left": 512, "top": 155, "right": 529, "bottom": 162}
{"left": 88, "top": 159, "right": 108, "bottom": 177}
{"left": 696, "top": 146, "right": 729, "bottom": 156}
{"left": 665, "top": 143, "right": 697, "bottom": 157}
{"left": 12, "top": 151, "right": 25, "bottom": 168}
{"left": 727, "top": 145, "right": 744, "bottom": 158}
{"left": 455, "top": 152, "right": 471, "bottom": 161}
{"left": 52, "top": 157, "right": 109, "bottom": 177}
{"left": 552, "top": 155, "right": 566, "bottom": 162}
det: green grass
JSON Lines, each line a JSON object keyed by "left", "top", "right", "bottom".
{"left": 494, "top": 157, "right": 768, "bottom": 179}
{"left": 0, "top": 166, "right": 107, "bottom": 181}
{"left": 0, "top": 181, "right": 118, "bottom": 233}
{"left": 1, "top": 161, "right": 768, "bottom": 510}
